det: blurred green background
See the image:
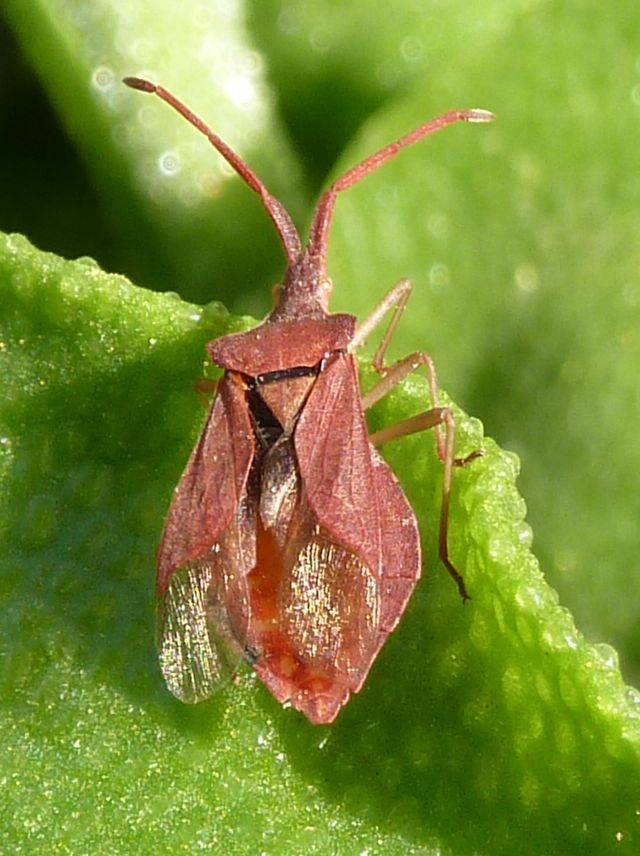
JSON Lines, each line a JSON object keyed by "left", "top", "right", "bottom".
{"left": 1, "top": 1, "right": 640, "bottom": 853}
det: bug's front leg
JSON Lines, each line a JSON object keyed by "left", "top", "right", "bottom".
{"left": 350, "top": 279, "right": 482, "bottom": 601}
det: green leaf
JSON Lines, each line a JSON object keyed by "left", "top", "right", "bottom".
{"left": 2, "top": 233, "right": 640, "bottom": 854}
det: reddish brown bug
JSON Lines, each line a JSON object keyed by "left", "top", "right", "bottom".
{"left": 124, "top": 76, "right": 493, "bottom": 724}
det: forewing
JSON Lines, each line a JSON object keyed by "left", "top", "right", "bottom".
{"left": 270, "top": 478, "right": 418, "bottom": 723}
{"left": 155, "top": 371, "right": 256, "bottom": 703}
{"left": 156, "top": 373, "right": 254, "bottom": 595}
{"left": 295, "top": 352, "right": 421, "bottom": 634}
{"left": 258, "top": 439, "right": 381, "bottom": 684}
{"left": 249, "top": 426, "right": 390, "bottom": 723}
{"left": 284, "top": 522, "right": 378, "bottom": 675}
{"left": 157, "top": 486, "right": 257, "bottom": 703}
{"left": 275, "top": 354, "right": 421, "bottom": 721}
{"left": 250, "top": 490, "right": 381, "bottom": 723}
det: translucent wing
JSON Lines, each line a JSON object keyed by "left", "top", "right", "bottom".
{"left": 246, "top": 357, "right": 421, "bottom": 723}
{"left": 157, "top": 490, "right": 257, "bottom": 702}
{"left": 156, "top": 373, "right": 256, "bottom": 702}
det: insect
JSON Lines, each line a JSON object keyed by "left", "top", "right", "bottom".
{"left": 124, "top": 76, "right": 493, "bottom": 724}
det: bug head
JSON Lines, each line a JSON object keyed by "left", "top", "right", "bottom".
{"left": 123, "top": 77, "right": 493, "bottom": 318}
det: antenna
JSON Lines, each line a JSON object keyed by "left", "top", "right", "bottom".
{"left": 308, "top": 108, "right": 494, "bottom": 261}
{"left": 123, "top": 77, "right": 302, "bottom": 265}
{"left": 124, "top": 77, "right": 494, "bottom": 280}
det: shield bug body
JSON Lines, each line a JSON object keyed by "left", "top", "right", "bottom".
{"left": 124, "top": 76, "right": 493, "bottom": 724}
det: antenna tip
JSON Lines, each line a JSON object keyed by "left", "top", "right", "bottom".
{"left": 123, "top": 76, "right": 157, "bottom": 94}
{"left": 464, "top": 109, "right": 495, "bottom": 124}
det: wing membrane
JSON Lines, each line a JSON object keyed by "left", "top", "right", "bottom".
{"left": 244, "top": 354, "right": 421, "bottom": 722}
{"left": 157, "top": 487, "right": 257, "bottom": 703}
{"left": 156, "top": 373, "right": 257, "bottom": 702}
